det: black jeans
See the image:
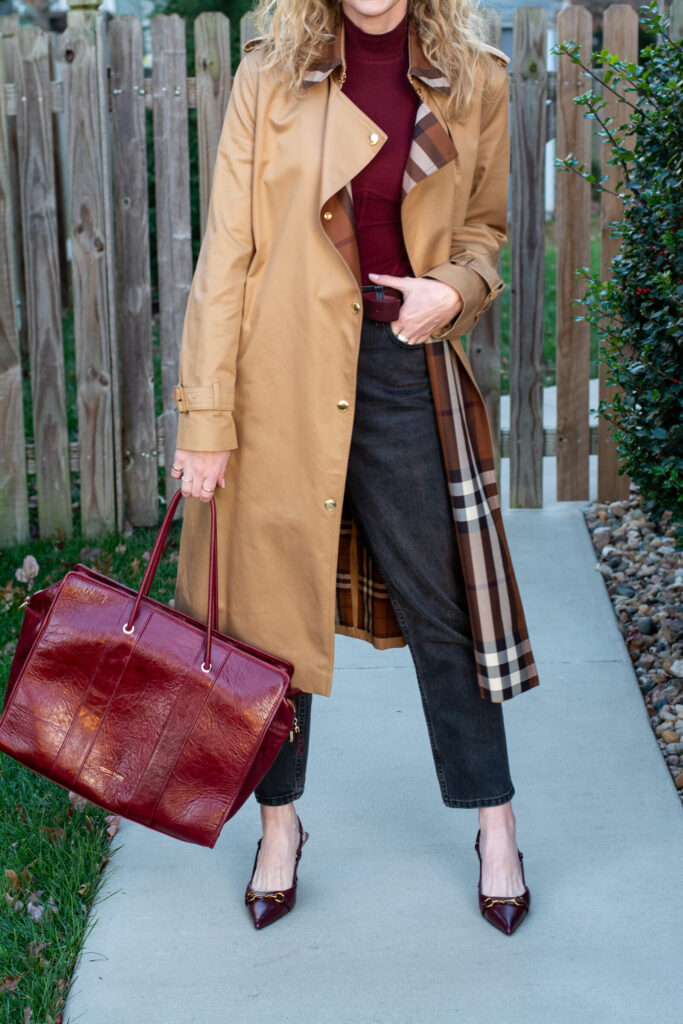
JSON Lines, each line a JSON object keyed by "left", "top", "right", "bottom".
{"left": 255, "top": 318, "right": 515, "bottom": 809}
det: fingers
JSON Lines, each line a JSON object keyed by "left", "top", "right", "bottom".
{"left": 390, "top": 317, "right": 435, "bottom": 345}
{"left": 369, "top": 272, "right": 411, "bottom": 291}
{"left": 170, "top": 450, "right": 231, "bottom": 503}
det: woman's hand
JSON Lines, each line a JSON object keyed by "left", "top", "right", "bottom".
{"left": 170, "top": 450, "right": 232, "bottom": 502}
{"left": 368, "top": 272, "right": 463, "bottom": 345}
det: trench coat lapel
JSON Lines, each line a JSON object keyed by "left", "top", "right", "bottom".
{"left": 306, "top": 19, "right": 540, "bottom": 702}
{"left": 305, "top": 20, "right": 458, "bottom": 290}
{"left": 403, "top": 25, "right": 457, "bottom": 200}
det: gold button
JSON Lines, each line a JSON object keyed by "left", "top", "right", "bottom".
{"left": 368, "top": 132, "right": 379, "bottom": 145}
{"left": 324, "top": 499, "right": 336, "bottom": 511}
{"left": 337, "top": 399, "right": 349, "bottom": 411}
{"left": 323, "top": 210, "right": 333, "bottom": 221}
{"left": 351, "top": 302, "right": 361, "bottom": 314}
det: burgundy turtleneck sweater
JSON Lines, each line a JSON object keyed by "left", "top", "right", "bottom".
{"left": 341, "top": 11, "right": 419, "bottom": 286}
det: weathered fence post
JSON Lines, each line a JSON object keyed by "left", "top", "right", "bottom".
{"left": 555, "top": 3, "right": 592, "bottom": 500}
{"left": 109, "top": 13, "right": 157, "bottom": 527}
{"left": 59, "top": 21, "right": 118, "bottom": 537}
{"left": 0, "top": 27, "right": 29, "bottom": 545}
{"left": 151, "top": 14, "right": 193, "bottom": 512}
{"left": 509, "top": 6, "right": 547, "bottom": 507}
{"left": 194, "top": 12, "right": 232, "bottom": 238}
{"left": 597, "top": 3, "right": 637, "bottom": 503}
{"left": 13, "top": 26, "right": 72, "bottom": 539}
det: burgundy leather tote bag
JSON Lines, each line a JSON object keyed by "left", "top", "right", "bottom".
{"left": 0, "top": 488, "right": 298, "bottom": 848}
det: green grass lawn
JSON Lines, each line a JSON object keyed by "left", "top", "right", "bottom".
{"left": 0, "top": 522, "right": 181, "bottom": 1024}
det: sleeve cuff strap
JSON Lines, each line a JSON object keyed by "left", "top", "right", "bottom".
{"left": 173, "top": 381, "right": 235, "bottom": 415}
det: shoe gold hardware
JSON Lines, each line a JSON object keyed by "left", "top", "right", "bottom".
{"left": 482, "top": 896, "right": 526, "bottom": 909}
{"left": 245, "top": 889, "right": 286, "bottom": 904}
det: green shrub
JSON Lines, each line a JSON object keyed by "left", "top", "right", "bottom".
{"left": 553, "top": 1, "right": 683, "bottom": 547}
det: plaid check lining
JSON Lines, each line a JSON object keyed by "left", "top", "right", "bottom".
{"left": 423, "top": 342, "right": 540, "bottom": 701}
{"left": 402, "top": 102, "right": 457, "bottom": 200}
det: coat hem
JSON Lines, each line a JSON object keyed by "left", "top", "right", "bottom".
{"left": 334, "top": 624, "right": 408, "bottom": 650}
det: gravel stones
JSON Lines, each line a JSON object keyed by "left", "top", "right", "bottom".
{"left": 583, "top": 487, "right": 683, "bottom": 806}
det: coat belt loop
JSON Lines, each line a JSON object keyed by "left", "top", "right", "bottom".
{"left": 173, "top": 384, "right": 188, "bottom": 414}
{"left": 211, "top": 379, "right": 220, "bottom": 416}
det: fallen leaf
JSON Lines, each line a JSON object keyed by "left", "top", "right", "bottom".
{"left": 26, "top": 891, "right": 57, "bottom": 922}
{"left": 77, "top": 882, "right": 89, "bottom": 896}
{"left": 5, "top": 869, "right": 21, "bottom": 892}
{"left": 105, "top": 814, "right": 121, "bottom": 839}
{"left": 26, "top": 940, "right": 49, "bottom": 960}
{"left": 26, "top": 893, "right": 45, "bottom": 922}
{"left": 15, "top": 555, "right": 39, "bottom": 584}
{"left": 115, "top": 543, "right": 126, "bottom": 554}
{"left": 68, "top": 791, "right": 89, "bottom": 812}
{"left": 0, "top": 974, "right": 24, "bottom": 993}
{"left": 43, "top": 827, "right": 66, "bottom": 843}
{"left": 24, "top": 1008, "right": 33, "bottom": 1024}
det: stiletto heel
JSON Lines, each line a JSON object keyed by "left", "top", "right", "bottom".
{"left": 245, "top": 816, "right": 309, "bottom": 929}
{"left": 474, "top": 828, "right": 530, "bottom": 935}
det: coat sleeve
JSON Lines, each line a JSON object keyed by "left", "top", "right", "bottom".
{"left": 421, "top": 59, "right": 510, "bottom": 340}
{"left": 172, "top": 53, "right": 258, "bottom": 451}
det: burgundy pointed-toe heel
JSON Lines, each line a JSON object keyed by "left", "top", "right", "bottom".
{"left": 245, "top": 816, "right": 309, "bottom": 930}
{"left": 474, "top": 828, "right": 530, "bottom": 936}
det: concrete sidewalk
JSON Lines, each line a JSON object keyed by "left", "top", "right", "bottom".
{"left": 64, "top": 437, "right": 683, "bottom": 1024}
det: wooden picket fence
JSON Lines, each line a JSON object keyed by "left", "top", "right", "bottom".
{"left": 0, "top": 1, "right": 677, "bottom": 545}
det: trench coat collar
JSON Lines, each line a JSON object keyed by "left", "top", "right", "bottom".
{"left": 311, "top": 15, "right": 457, "bottom": 289}
{"left": 302, "top": 15, "right": 451, "bottom": 94}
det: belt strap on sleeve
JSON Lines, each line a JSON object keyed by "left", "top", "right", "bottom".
{"left": 173, "top": 382, "right": 235, "bottom": 415}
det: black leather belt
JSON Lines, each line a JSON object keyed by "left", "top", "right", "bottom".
{"left": 361, "top": 284, "right": 402, "bottom": 321}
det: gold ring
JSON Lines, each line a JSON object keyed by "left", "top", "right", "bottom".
{"left": 200, "top": 485, "right": 215, "bottom": 493}
{"left": 172, "top": 464, "right": 182, "bottom": 472}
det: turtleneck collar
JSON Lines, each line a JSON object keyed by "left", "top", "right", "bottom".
{"left": 342, "top": 8, "right": 410, "bottom": 62}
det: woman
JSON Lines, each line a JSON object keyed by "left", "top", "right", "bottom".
{"left": 170, "top": 0, "right": 540, "bottom": 936}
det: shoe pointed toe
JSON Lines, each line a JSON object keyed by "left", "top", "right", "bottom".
{"left": 245, "top": 887, "right": 295, "bottom": 929}
{"left": 479, "top": 890, "right": 530, "bottom": 935}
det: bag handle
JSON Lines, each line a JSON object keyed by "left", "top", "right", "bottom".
{"left": 123, "top": 488, "right": 218, "bottom": 672}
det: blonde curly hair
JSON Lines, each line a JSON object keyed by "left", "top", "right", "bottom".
{"left": 251, "top": 0, "right": 498, "bottom": 121}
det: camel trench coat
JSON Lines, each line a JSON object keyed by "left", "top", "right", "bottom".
{"left": 172, "top": 20, "right": 540, "bottom": 702}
